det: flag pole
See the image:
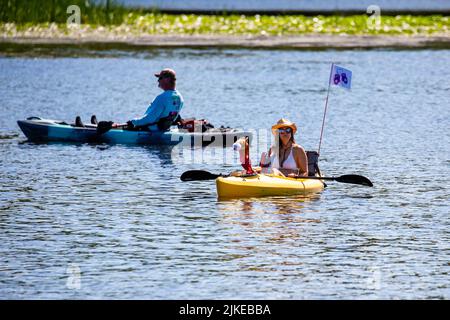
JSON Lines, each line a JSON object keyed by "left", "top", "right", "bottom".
{"left": 318, "top": 63, "right": 334, "bottom": 155}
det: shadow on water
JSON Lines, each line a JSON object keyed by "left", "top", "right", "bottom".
{"left": 0, "top": 133, "right": 19, "bottom": 139}
{"left": 16, "top": 139, "right": 239, "bottom": 166}
{"left": 17, "top": 138, "right": 178, "bottom": 162}
{"left": 140, "top": 145, "right": 177, "bottom": 168}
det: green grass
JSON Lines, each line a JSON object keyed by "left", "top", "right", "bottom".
{"left": 0, "top": 0, "right": 130, "bottom": 25}
{"left": 120, "top": 13, "right": 449, "bottom": 36}
{"left": 0, "top": 0, "right": 448, "bottom": 36}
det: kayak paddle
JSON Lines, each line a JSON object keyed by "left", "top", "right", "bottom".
{"left": 180, "top": 170, "right": 229, "bottom": 181}
{"left": 294, "top": 174, "right": 373, "bottom": 187}
{"left": 96, "top": 121, "right": 114, "bottom": 134}
{"left": 180, "top": 170, "right": 373, "bottom": 187}
{"left": 96, "top": 121, "right": 128, "bottom": 135}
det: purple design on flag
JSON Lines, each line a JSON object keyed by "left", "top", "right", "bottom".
{"left": 334, "top": 74, "right": 340, "bottom": 84}
{"left": 330, "top": 64, "right": 352, "bottom": 90}
{"left": 342, "top": 73, "right": 348, "bottom": 84}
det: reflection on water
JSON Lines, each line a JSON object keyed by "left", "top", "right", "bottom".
{"left": 217, "top": 195, "right": 321, "bottom": 244}
{"left": 218, "top": 193, "right": 322, "bottom": 214}
{"left": 214, "top": 195, "right": 325, "bottom": 280}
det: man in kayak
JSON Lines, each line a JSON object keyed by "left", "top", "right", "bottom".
{"left": 261, "top": 118, "right": 309, "bottom": 177}
{"left": 113, "top": 68, "right": 184, "bottom": 131}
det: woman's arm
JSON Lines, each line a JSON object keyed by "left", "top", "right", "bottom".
{"left": 291, "top": 145, "right": 308, "bottom": 177}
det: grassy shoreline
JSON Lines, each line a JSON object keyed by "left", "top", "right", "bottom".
{"left": 2, "top": 1, "right": 448, "bottom": 37}
{"left": 2, "top": 4, "right": 449, "bottom": 51}
{"left": 1, "top": 14, "right": 449, "bottom": 38}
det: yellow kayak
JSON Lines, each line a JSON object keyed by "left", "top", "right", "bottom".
{"left": 216, "top": 173, "right": 325, "bottom": 199}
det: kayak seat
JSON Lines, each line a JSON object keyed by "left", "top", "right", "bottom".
{"left": 131, "top": 111, "right": 179, "bottom": 132}
{"left": 306, "top": 151, "right": 321, "bottom": 176}
{"left": 156, "top": 111, "right": 179, "bottom": 131}
{"left": 123, "top": 111, "right": 179, "bottom": 132}
{"left": 72, "top": 116, "right": 85, "bottom": 128}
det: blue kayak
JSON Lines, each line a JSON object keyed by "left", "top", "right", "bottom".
{"left": 17, "top": 117, "right": 251, "bottom": 147}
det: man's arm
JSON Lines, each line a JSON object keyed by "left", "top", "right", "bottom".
{"left": 131, "top": 95, "right": 164, "bottom": 127}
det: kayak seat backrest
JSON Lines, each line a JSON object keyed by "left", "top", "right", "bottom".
{"left": 156, "top": 111, "right": 179, "bottom": 131}
{"left": 306, "top": 151, "right": 320, "bottom": 176}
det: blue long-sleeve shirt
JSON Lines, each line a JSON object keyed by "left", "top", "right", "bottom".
{"left": 131, "top": 90, "right": 183, "bottom": 130}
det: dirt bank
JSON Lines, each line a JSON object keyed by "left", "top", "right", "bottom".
{"left": 2, "top": 34, "right": 450, "bottom": 50}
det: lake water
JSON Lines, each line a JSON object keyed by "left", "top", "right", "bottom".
{"left": 0, "top": 47, "right": 449, "bottom": 299}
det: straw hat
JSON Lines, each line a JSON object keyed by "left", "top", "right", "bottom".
{"left": 271, "top": 118, "right": 297, "bottom": 135}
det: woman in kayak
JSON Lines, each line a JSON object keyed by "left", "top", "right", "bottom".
{"left": 261, "top": 118, "right": 308, "bottom": 177}
{"left": 113, "top": 68, "right": 184, "bottom": 131}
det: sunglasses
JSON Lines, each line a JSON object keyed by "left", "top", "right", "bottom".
{"left": 278, "top": 127, "right": 292, "bottom": 134}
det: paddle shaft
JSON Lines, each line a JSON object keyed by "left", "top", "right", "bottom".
{"left": 296, "top": 174, "right": 373, "bottom": 186}
{"left": 97, "top": 121, "right": 127, "bottom": 134}
{"left": 180, "top": 170, "right": 372, "bottom": 186}
{"left": 294, "top": 176, "right": 336, "bottom": 181}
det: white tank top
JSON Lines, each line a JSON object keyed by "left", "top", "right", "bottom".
{"left": 270, "top": 146, "right": 297, "bottom": 170}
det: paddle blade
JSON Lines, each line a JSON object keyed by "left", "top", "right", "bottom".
{"left": 180, "top": 170, "right": 221, "bottom": 181}
{"left": 336, "top": 174, "right": 373, "bottom": 187}
{"left": 97, "top": 121, "right": 114, "bottom": 135}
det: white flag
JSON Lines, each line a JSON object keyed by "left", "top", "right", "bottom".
{"left": 330, "top": 64, "right": 352, "bottom": 90}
